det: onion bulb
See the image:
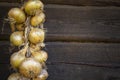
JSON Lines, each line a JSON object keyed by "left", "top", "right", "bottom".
{"left": 28, "top": 28, "right": 45, "bottom": 44}
{"left": 32, "top": 50, "right": 48, "bottom": 63}
{"left": 10, "top": 52, "right": 25, "bottom": 69}
{"left": 31, "top": 12, "right": 45, "bottom": 27}
{"left": 24, "top": 0, "right": 44, "bottom": 15}
{"left": 16, "top": 24, "right": 25, "bottom": 31}
{"left": 10, "top": 31, "right": 24, "bottom": 46}
{"left": 8, "top": 73, "right": 21, "bottom": 80}
{"left": 8, "top": 8, "right": 26, "bottom": 23}
{"left": 33, "top": 69, "right": 48, "bottom": 80}
{"left": 10, "top": 44, "right": 28, "bottom": 69}
{"left": 19, "top": 58, "right": 42, "bottom": 78}
{"left": 8, "top": 73, "right": 30, "bottom": 80}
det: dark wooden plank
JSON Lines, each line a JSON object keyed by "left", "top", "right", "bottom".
{"left": 0, "top": 5, "right": 120, "bottom": 42}
{"left": 1, "top": 41, "right": 120, "bottom": 68}
{"left": 1, "top": 64, "right": 120, "bottom": 80}
{"left": 0, "top": 64, "right": 10, "bottom": 80}
{"left": 48, "top": 64, "right": 120, "bottom": 80}
{"left": 1, "top": 0, "right": 120, "bottom": 6}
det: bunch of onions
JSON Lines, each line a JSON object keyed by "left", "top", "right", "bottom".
{"left": 8, "top": 0, "right": 48, "bottom": 80}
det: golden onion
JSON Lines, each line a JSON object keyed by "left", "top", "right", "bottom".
{"left": 8, "top": 73, "right": 29, "bottom": 80}
{"left": 19, "top": 58, "right": 42, "bottom": 78}
{"left": 33, "top": 69, "right": 48, "bottom": 80}
{"left": 10, "top": 44, "right": 28, "bottom": 69}
{"left": 24, "top": 0, "right": 44, "bottom": 15}
{"left": 10, "top": 52, "right": 25, "bottom": 69}
{"left": 8, "top": 73, "right": 21, "bottom": 80}
{"left": 32, "top": 50, "right": 48, "bottom": 63}
{"left": 31, "top": 12, "right": 45, "bottom": 27}
{"left": 28, "top": 28, "right": 45, "bottom": 44}
{"left": 10, "top": 31, "right": 24, "bottom": 46}
{"left": 8, "top": 8, "right": 26, "bottom": 23}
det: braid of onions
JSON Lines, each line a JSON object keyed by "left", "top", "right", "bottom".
{"left": 8, "top": 0, "right": 48, "bottom": 80}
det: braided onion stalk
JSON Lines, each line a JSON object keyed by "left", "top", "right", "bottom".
{"left": 8, "top": 0, "right": 48, "bottom": 80}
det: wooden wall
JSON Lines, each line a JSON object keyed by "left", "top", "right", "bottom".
{"left": 0, "top": 0, "right": 120, "bottom": 80}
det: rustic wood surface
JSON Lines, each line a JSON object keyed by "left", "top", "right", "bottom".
{"left": 0, "top": 2, "right": 120, "bottom": 80}
{"left": 1, "top": 64, "right": 120, "bottom": 80}
{"left": 1, "top": 41, "right": 120, "bottom": 79}
{"left": 0, "top": 4, "right": 120, "bottom": 42}
{"left": 1, "top": 41, "right": 120, "bottom": 67}
{"left": 0, "top": 0, "right": 120, "bottom": 6}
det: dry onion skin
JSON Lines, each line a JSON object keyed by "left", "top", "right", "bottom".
{"left": 8, "top": 8, "right": 26, "bottom": 24}
{"left": 32, "top": 50, "right": 48, "bottom": 63}
{"left": 10, "top": 31, "right": 24, "bottom": 46}
{"left": 19, "top": 58, "right": 42, "bottom": 78}
{"left": 31, "top": 12, "right": 45, "bottom": 27}
{"left": 28, "top": 28, "right": 45, "bottom": 44}
{"left": 24, "top": 0, "right": 44, "bottom": 15}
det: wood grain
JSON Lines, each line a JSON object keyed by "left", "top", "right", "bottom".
{"left": 1, "top": 64, "right": 120, "bottom": 80}
{"left": 0, "top": 5, "right": 120, "bottom": 42}
{"left": 1, "top": 41, "right": 120, "bottom": 68}
{"left": 0, "top": 0, "right": 120, "bottom": 6}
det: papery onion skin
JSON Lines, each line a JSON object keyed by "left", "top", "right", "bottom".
{"left": 28, "top": 28, "right": 45, "bottom": 44}
{"left": 24, "top": 0, "right": 44, "bottom": 15}
{"left": 10, "top": 31, "right": 24, "bottom": 46}
{"left": 32, "top": 50, "right": 48, "bottom": 63}
{"left": 19, "top": 58, "right": 42, "bottom": 78}
{"left": 8, "top": 8, "right": 26, "bottom": 23}
{"left": 31, "top": 12, "right": 45, "bottom": 27}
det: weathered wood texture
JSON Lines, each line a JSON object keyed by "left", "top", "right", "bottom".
{"left": 1, "top": 64, "right": 120, "bottom": 80}
{"left": 1, "top": 41, "right": 120, "bottom": 68}
{"left": 0, "top": 3, "right": 120, "bottom": 80}
{"left": 0, "top": 5, "right": 120, "bottom": 42}
{"left": 0, "top": 0, "right": 120, "bottom": 6}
